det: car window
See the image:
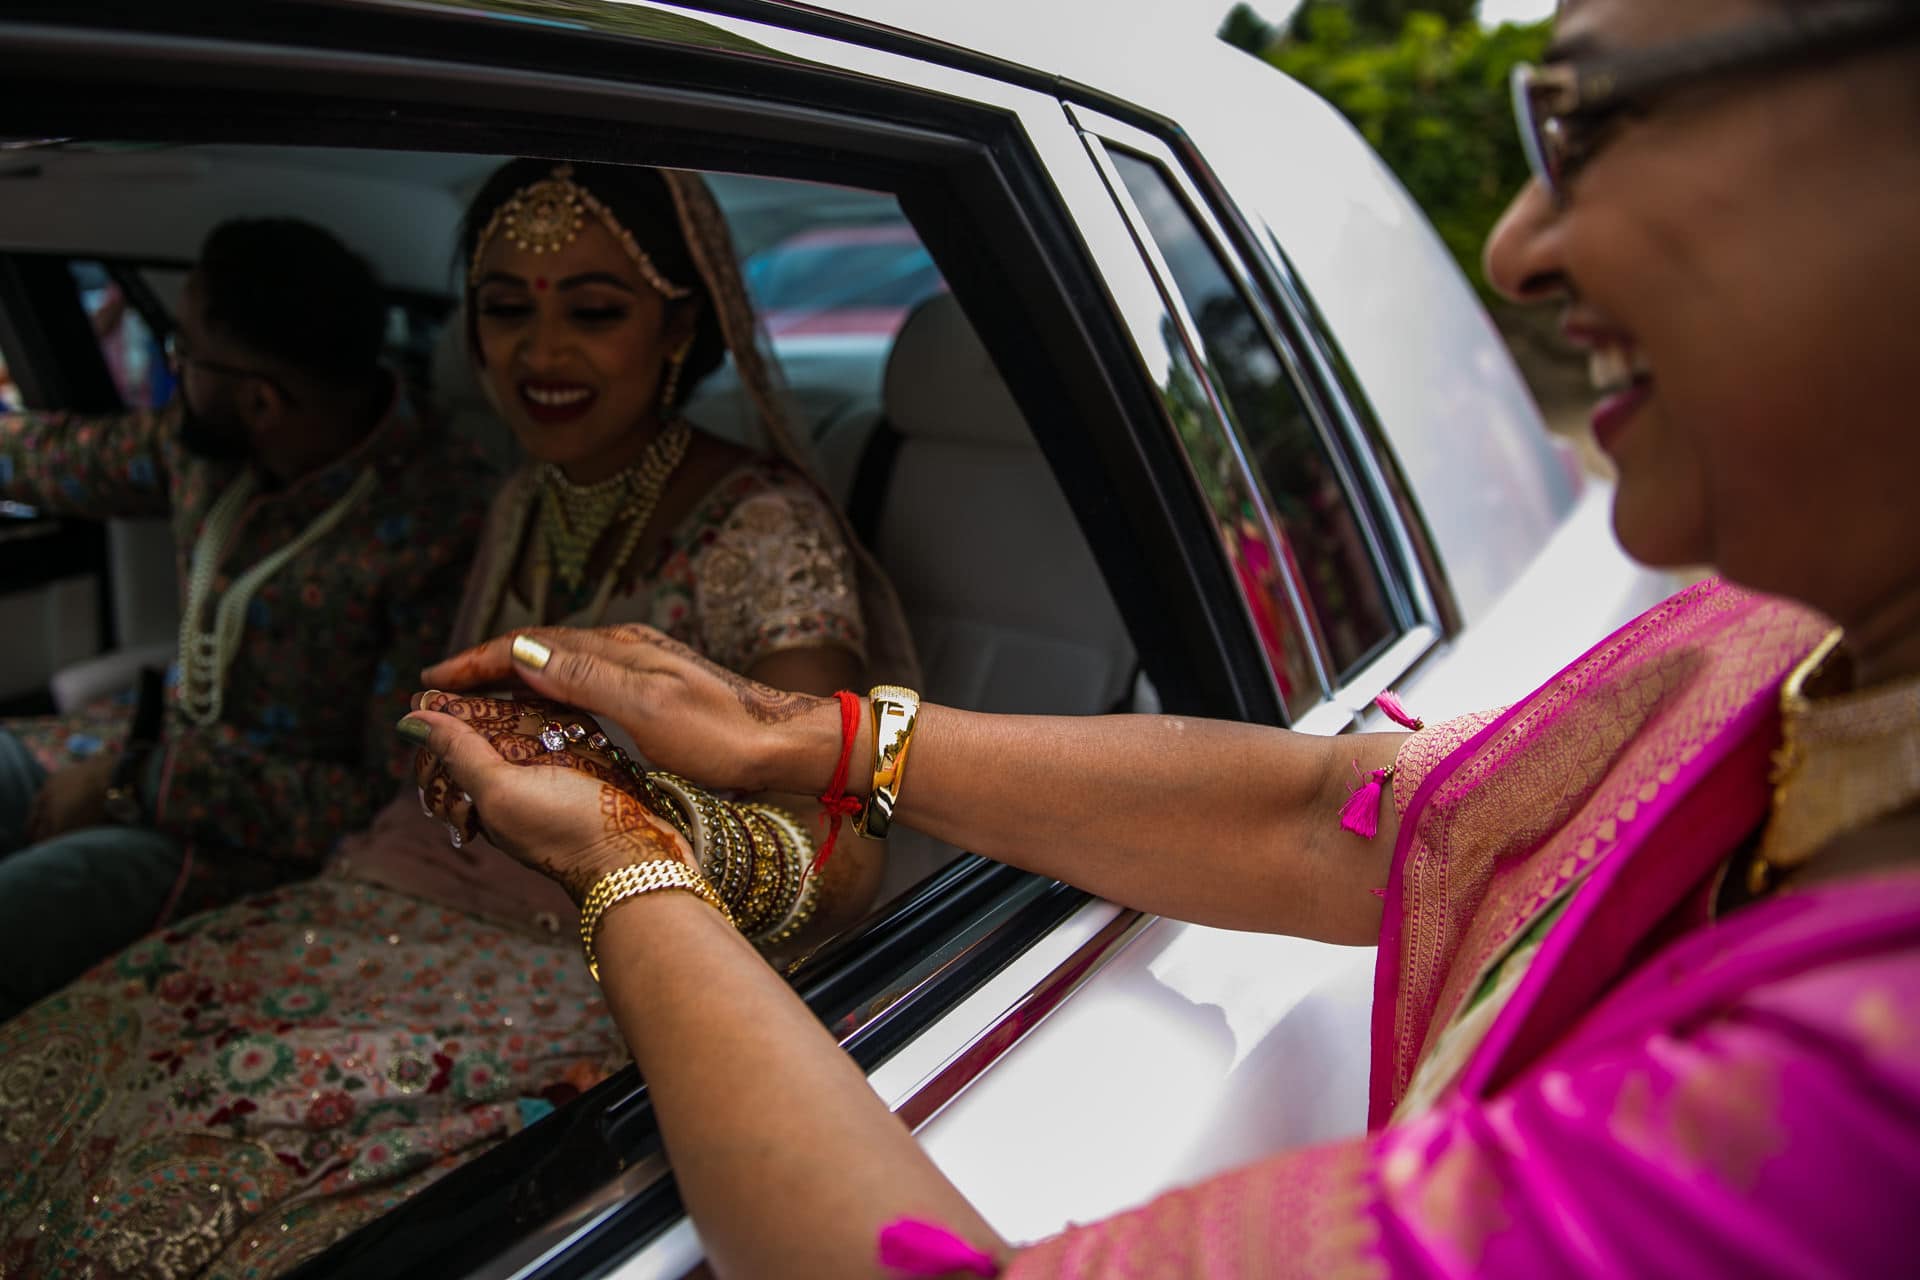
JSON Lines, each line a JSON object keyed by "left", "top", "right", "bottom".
{"left": 746, "top": 231, "right": 943, "bottom": 316}
{"left": 1105, "top": 148, "right": 1398, "bottom": 684}
{"left": 69, "top": 259, "right": 174, "bottom": 411}
{"left": 689, "top": 178, "right": 944, "bottom": 447}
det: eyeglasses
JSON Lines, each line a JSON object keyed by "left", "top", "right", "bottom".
{"left": 164, "top": 331, "right": 295, "bottom": 402}
{"left": 1511, "top": 0, "right": 1920, "bottom": 204}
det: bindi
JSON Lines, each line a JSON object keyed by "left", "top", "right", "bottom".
{"left": 534, "top": 277, "right": 549, "bottom": 292}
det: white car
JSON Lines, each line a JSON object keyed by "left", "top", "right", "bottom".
{"left": 0, "top": 2, "right": 1673, "bottom": 1276}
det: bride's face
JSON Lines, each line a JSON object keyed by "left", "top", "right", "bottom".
{"left": 470, "top": 218, "right": 694, "bottom": 482}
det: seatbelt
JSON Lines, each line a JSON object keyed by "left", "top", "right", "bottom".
{"left": 847, "top": 419, "right": 903, "bottom": 549}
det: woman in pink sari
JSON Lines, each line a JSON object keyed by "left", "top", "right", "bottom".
{"left": 399, "top": 0, "right": 1920, "bottom": 1275}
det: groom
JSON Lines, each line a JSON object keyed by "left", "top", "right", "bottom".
{"left": 0, "top": 217, "right": 496, "bottom": 1019}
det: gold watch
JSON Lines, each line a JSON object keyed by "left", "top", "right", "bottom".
{"left": 853, "top": 685, "right": 920, "bottom": 840}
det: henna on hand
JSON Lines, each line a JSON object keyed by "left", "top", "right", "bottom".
{"left": 412, "top": 690, "right": 650, "bottom": 846}
{"left": 595, "top": 624, "right": 825, "bottom": 724}
{"left": 553, "top": 785, "right": 695, "bottom": 903}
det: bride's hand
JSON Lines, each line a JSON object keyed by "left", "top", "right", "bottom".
{"left": 401, "top": 691, "right": 693, "bottom": 906}
{"left": 419, "top": 625, "right": 847, "bottom": 797}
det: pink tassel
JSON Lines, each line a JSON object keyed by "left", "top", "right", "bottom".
{"left": 878, "top": 1219, "right": 1000, "bottom": 1277}
{"left": 1373, "top": 689, "right": 1424, "bottom": 731}
{"left": 1338, "top": 763, "right": 1393, "bottom": 839}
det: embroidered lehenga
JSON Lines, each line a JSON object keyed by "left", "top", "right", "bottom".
{"left": 1005, "top": 580, "right": 1920, "bottom": 1278}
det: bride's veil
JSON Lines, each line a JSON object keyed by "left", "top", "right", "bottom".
{"left": 662, "top": 169, "right": 921, "bottom": 687}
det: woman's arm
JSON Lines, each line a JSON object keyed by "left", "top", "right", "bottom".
{"left": 846, "top": 707, "right": 1402, "bottom": 944}
{"left": 424, "top": 626, "right": 1405, "bottom": 943}
{"left": 599, "top": 891, "right": 1004, "bottom": 1279}
{"left": 403, "top": 705, "right": 1004, "bottom": 1280}
{"left": 742, "top": 643, "right": 883, "bottom": 949}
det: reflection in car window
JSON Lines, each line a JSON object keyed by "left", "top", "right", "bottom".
{"left": 1160, "top": 321, "right": 1321, "bottom": 711}
{"left": 745, "top": 229, "right": 943, "bottom": 316}
{"left": 70, "top": 260, "right": 174, "bottom": 411}
{"left": 1108, "top": 150, "right": 1396, "bottom": 682}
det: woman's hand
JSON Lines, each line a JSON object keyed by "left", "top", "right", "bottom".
{"left": 401, "top": 690, "right": 694, "bottom": 906}
{"left": 420, "top": 626, "right": 848, "bottom": 797}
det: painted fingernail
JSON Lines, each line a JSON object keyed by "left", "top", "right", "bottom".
{"left": 395, "top": 717, "right": 433, "bottom": 745}
{"left": 512, "top": 634, "right": 552, "bottom": 671}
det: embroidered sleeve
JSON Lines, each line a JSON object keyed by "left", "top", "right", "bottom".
{"left": 0, "top": 405, "right": 175, "bottom": 518}
{"left": 691, "top": 478, "right": 866, "bottom": 674}
{"left": 155, "top": 465, "right": 490, "bottom": 869}
{"left": 1391, "top": 706, "right": 1509, "bottom": 822}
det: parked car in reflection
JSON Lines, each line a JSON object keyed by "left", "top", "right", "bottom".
{"left": 0, "top": 2, "right": 1675, "bottom": 1277}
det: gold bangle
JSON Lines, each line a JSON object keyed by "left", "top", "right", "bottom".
{"left": 578, "top": 859, "right": 731, "bottom": 981}
{"left": 743, "top": 803, "right": 819, "bottom": 946}
{"left": 854, "top": 684, "right": 920, "bottom": 840}
{"left": 647, "top": 772, "right": 734, "bottom": 899}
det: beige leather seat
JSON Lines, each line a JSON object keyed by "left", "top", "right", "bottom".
{"left": 855, "top": 292, "right": 1139, "bottom": 904}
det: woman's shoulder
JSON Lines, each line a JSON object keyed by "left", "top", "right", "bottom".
{"left": 680, "top": 452, "right": 839, "bottom": 543}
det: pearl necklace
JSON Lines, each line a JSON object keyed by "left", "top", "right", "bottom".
{"left": 177, "top": 467, "right": 378, "bottom": 727}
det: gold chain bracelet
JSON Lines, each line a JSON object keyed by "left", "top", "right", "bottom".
{"left": 578, "top": 859, "right": 732, "bottom": 981}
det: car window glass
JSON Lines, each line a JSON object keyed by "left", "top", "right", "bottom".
{"left": 696, "top": 176, "right": 945, "bottom": 442}
{"left": 1161, "top": 324, "right": 1323, "bottom": 714}
{"left": 69, "top": 259, "right": 174, "bottom": 411}
{"left": 1106, "top": 149, "right": 1397, "bottom": 682}
{"left": 0, "top": 349, "right": 20, "bottom": 412}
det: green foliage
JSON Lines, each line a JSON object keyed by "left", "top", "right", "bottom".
{"left": 1352, "top": 0, "right": 1479, "bottom": 35}
{"left": 1218, "top": 3, "right": 1278, "bottom": 54}
{"left": 1267, "top": 11, "right": 1550, "bottom": 296}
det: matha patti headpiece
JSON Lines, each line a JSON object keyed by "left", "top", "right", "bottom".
{"left": 467, "top": 164, "right": 694, "bottom": 301}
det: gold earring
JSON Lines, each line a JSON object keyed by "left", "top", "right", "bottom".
{"left": 660, "top": 339, "right": 693, "bottom": 412}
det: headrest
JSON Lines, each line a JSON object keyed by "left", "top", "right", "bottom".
{"left": 883, "top": 292, "right": 1036, "bottom": 449}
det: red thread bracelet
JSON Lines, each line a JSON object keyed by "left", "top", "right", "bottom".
{"left": 814, "top": 690, "right": 863, "bottom": 873}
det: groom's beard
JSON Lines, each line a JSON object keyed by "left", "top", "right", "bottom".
{"left": 178, "top": 398, "right": 252, "bottom": 464}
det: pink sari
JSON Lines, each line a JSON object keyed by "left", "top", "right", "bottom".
{"left": 1005, "top": 580, "right": 1920, "bottom": 1277}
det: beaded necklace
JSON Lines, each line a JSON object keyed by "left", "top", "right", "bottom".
{"left": 177, "top": 467, "right": 378, "bottom": 727}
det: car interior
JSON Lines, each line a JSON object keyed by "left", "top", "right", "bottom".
{"left": 0, "top": 141, "right": 1149, "bottom": 912}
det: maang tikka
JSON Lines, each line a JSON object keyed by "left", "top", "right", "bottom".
{"left": 468, "top": 163, "right": 695, "bottom": 302}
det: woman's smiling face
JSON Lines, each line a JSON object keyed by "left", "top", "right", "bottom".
{"left": 1484, "top": 0, "right": 1920, "bottom": 626}
{"left": 471, "top": 218, "right": 694, "bottom": 483}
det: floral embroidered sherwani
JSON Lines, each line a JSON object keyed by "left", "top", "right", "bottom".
{"left": 0, "top": 390, "right": 494, "bottom": 912}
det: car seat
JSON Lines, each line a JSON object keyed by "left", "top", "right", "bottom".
{"left": 851, "top": 291, "right": 1142, "bottom": 904}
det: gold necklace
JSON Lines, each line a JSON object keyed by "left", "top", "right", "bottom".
{"left": 1750, "top": 628, "right": 1920, "bottom": 893}
{"left": 535, "top": 418, "right": 691, "bottom": 593}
